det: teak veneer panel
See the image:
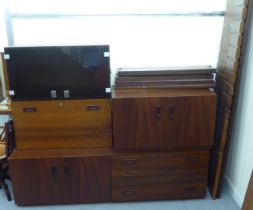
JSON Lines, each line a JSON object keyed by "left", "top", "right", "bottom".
{"left": 12, "top": 99, "right": 112, "bottom": 149}
{"left": 9, "top": 154, "right": 111, "bottom": 205}
{"left": 113, "top": 90, "right": 216, "bottom": 150}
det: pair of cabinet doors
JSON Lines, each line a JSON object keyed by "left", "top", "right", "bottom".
{"left": 113, "top": 95, "right": 216, "bottom": 149}
{"left": 10, "top": 156, "right": 111, "bottom": 205}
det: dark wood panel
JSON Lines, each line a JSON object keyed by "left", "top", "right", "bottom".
{"left": 61, "top": 156, "right": 111, "bottom": 203}
{"left": 164, "top": 96, "right": 216, "bottom": 149}
{"left": 39, "top": 158, "right": 63, "bottom": 204}
{"left": 9, "top": 154, "right": 111, "bottom": 205}
{"left": 112, "top": 182, "right": 206, "bottom": 201}
{"left": 113, "top": 91, "right": 216, "bottom": 150}
{"left": 112, "top": 97, "right": 164, "bottom": 149}
{"left": 112, "top": 151, "right": 209, "bottom": 170}
{"left": 112, "top": 151, "right": 209, "bottom": 187}
{"left": 12, "top": 99, "right": 112, "bottom": 149}
{"left": 9, "top": 159, "right": 40, "bottom": 205}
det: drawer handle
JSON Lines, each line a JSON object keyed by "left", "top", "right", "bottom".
{"left": 121, "top": 175, "right": 136, "bottom": 180}
{"left": 121, "top": 159, "right": 136, "bottom": 165}
{"left": 51, "top": 166, "right": 57, "bottom": 178}
{"left": 168, "top": 105, "right": 175, "bottom": 119}
{"left": 185, "top": 187, "right": 196, "bottom": 192}
{"left": 122, "top": 190, "right": 136, "bottom": 196}
{"left": 23, "top": 107, "right": 37, "bottom": 112}
{"left": 86, "top": 105, "right": 100, "bottom": 111}
{"left": 186, "top": 157, "right": 200, "bottom": 162}
{"left": 155, "top": 105, "right": 161, "bottom": 119}
{"left": 64, "top": 166, "right": 70, "bottom": 177}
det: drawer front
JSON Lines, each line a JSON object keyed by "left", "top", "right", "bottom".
{"left": 112, "top": 182, "right": 206, "bottom": 201}
{"left": 112, "top": 151, "right": 209, "bottom": 170}
{"left": 112, "top": 151, "right": 209, "bottom": 193}
{"left": 12, "top": 99, "right": 112, "bottom": 149}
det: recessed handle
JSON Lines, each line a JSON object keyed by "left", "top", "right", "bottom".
{"left": 51, "top": 166, "right": 57, "bottom": 178}
{"left": 86, "top": 105, "right": 101, "bottom": 111}
{"left": 63, "top": 166, "right": 70, "bottom": 177}
{"left": 155, "top": 105, "right": 161, "bottom": 119}
{"left": 121, "top": 175, "right": 137, "bottom": 180}
{"left": 122, "top": 190, "right": 136, "bottom": 196}
{"left": 168, "top": 105, "right": 175, "bottom": 119}
{"left": 186, "top": 157, "right": 200, "bottom": 162}
{"left": 121, "top": 159, "right": 136, "bottom": 165}
{"left": 23, "top": 107, "right": 37, "bottom": 112}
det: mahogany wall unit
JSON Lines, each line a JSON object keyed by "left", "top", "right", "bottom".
{"left": 111, "top": 89, "right": 216, "bottom": 201}
{"left": 9, "top": 89, "right": 216, "bottom": 205}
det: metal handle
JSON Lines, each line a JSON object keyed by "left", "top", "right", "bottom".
{"left": 63, "top": 166, "right": 70, "bottom": 177}
{"left": 121, "top": 159, "right": 136, "bottom": 165}
{"left": 155, "top": 105, "right": 161, "bottom": 119}
{"left": 51, "top": 166, "right": 57, "bottom": 177}
{"left": 168, "top": 105, "right": 175, "bottom": 119}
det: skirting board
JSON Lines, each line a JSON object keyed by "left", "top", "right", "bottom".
{"left": 224, "top": 175, "right": 244, "bottom": 207}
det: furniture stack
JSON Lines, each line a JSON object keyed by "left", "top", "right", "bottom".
{"left": 111, "top": 66, "right": 216, "bottom": 200}
{"left": 115, "top": 66, "right": 215, "bottom": 89}
{"left": 8, "top": 65, "right": 216, "bottom": 205}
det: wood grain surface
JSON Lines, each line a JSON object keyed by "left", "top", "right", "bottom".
{"left": 112, "top": 90, "right": 216, "bottom": 150}
{"left": 12, "top": 99, "right": 112, "bottom": 149}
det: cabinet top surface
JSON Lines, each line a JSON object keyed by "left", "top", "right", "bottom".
{"left": 10, "top": 148, "right": 112, "bottom": 159}
{"left": 112, "top": 88, "right": 216, "bottom": 99}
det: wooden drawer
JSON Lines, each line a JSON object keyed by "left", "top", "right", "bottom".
{"left": 111, "top": 151, "right": 209, "bottom": 201}
{"left": 12, "top": 99, "right": 112, "bottom": 149}
{"left": 112, "top": 151, "right": 209, "bottom": 170}
{"left": 112, "top": 167, "right": 208, "bottom": 186}
{"left": 112, "top": 182, "right": 207, "bottom": 201}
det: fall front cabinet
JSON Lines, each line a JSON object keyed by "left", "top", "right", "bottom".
{"left": 112, "top": 91, "right": 216, "bottom": 149}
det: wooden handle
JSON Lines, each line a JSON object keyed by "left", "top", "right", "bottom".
{"left": 168, "top": 105, "right": 175, "bottom": 119}
{"left": 51, "top": 166, "right": 57, "bottom": 178}
{"left": 186, "top": 157, "right": 200, "bottom": 162}
{"left": 155, "top": 105, "right": 161, "bottom": 119}
{"left": 122, "top": 190, "right": 136, "bottom": 196}
{"left": 121, "top": 175, "right": 137, "bottom": 180}
{"left": 86, "top": 105, "right": 101, "bottom": 111}
{"left": 23, "top": 107, "right": 37, "bottom": 112}
{"left": 63, "top": 166, "right": 70, "bottom": 177}
{"left": 121, "top": 159, "right": 136, "bottom": 165}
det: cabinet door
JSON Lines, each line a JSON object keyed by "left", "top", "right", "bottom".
{"left": 9, "top": 159, "right": 41, "bottom": 205}
{"left": 113, "top": 98, "right": 164, "bottom": 149}
{"left": 39, "top": 158, "right": 63, "bottom": 204}
{"left": 61, "top": 156, "right": 111, "bottom": 203}
{"left": 164, "top": 95, "right": 216, "bottom": 148}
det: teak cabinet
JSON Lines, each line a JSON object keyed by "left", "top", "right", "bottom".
{"left": 9, "top": 149, "right": 111, "bottom": 205}
{"left": 112, "top": 90, "right": 216, "bottom": 149}
{"left": 9, "top": 89, "right": 216, "bottom": 205}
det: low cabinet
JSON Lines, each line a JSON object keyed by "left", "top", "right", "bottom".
{"left": 9, "top": 149, "right": 111, "bottom": 205}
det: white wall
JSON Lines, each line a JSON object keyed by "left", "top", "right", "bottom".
{"left": 225, "top": 12, "right": 253, "bottom": 207}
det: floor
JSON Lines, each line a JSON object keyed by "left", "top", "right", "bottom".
{"left": 0, "top": 181, "right": 240, "bottom": 210}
